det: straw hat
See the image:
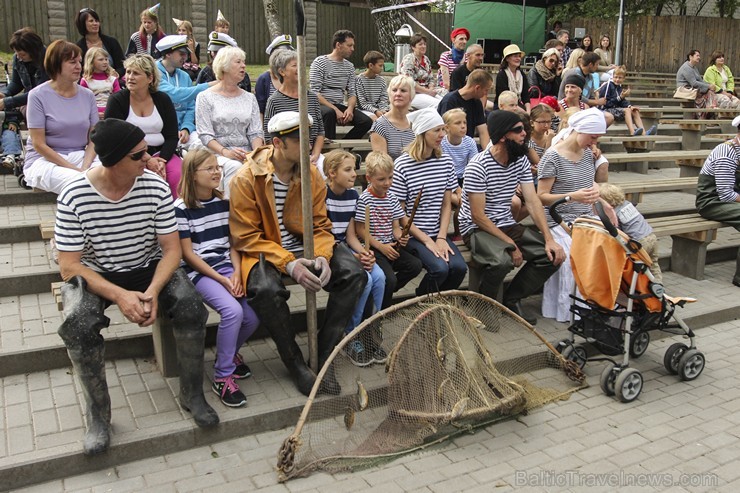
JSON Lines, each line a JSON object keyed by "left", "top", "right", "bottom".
{"left": 502, "top": 44, "right": 525, "bottom": 59}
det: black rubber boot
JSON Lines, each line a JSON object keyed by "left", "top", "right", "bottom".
{"left": 163, "top": 270, "right": 219, "bottom": 427}
{"left": 58, "top": 276, "right": 113, "bottom": 455}
{"left": 67, "top": 346, "right": 111, "bottom": 455}
{"left": 248, "top": 256, "right": 316, "bottom": 396}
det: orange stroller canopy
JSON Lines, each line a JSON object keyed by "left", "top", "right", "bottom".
{"left": 570, "top": 218, "right": 661, "bottom": 313}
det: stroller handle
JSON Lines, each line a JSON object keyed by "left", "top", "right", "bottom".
{"left": 548, "top": 197, "right": 569, "bottom": 227}
{"left": 594, "top": 201, "right": 619, "bottom": 237}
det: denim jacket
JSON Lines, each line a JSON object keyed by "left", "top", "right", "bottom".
{"left": 2, "top": 50, "right": 49, "bottom": 110}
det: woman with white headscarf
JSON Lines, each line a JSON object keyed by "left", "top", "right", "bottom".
{"left": 537, "top": 108, "right": 609, "bottom": 322}
{"left": 390, "top": 108, "right": 468, "bottom": 295}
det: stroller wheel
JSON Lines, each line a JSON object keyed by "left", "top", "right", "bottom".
{"left": 663, "top": 343, "right": 688, "bottom": 375}
{"left": 561, "top": 344, "right": 587, "bottom": 369}
{"left": 677, "top": 349, "right": 705, "bottom": 381}
{"left": 629, "top": 331, "right": 651, "bottom": 358}
{"left": 615, "top": 368, "right": 643, "bottom": 403}
{"left": 599, "top": 363, "right": 617, "bottom": 396}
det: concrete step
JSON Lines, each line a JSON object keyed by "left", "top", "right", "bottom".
{"left": 0, "top": 175, "right": 55, "bottom": 207}
{"left": 1, "top": 258, "right": 738, "bottom": 490}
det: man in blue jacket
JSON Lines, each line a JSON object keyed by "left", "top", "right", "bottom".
{"left": 155, "top": 35, "right": 215, "bottom": 149}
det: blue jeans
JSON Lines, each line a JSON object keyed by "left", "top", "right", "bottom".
{"left": 1, "top": 127, "right": 21, "bottom": 156}
{"left": 406, "top": 237, "right": 468, "bottom": 295}
{"left": 347, "top": 262, "right": 385, "bottom": 333}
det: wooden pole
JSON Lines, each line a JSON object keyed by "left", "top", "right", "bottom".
{"left": 294, "top": 0, "right": 319, "bottom": 373}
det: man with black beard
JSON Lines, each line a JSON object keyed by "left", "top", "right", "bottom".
{"left": 457, "top": 111, "right": 565, "bottom": 324}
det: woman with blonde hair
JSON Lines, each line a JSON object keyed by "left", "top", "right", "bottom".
{"left": 104, "top": 54, "right": 180, "bottom": 196}
{"left": 370, "top": 75, "right": 416, "bottom": 160}
{"left": 390, "top": 108, "right": 467, "bottom": 295}
{"left": 195, "top": 46, "right": 264, "bottom": 198}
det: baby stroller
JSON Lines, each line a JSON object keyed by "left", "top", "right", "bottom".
{"left": 549, "top": 198, "right": 705, "bottom": 403}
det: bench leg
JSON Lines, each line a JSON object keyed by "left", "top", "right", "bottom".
{"left": 634, "top": 159, "right": 649, "bottom": 174}
{"left": 720, "top": 122, "right": 736, "bottom": 134}
{"left": 670, "top": 236, "right": 710, "bottom": 280}
{"left": 152, "top": 314, "right": 180, "bottom": 378}
{"left": 681, "top": 130, "right": 701, "bottom": 151}
{"left": 642, "top": 116, "right": 657, "bottom": 131}
{"left": 679, "top": 165, "right": 701, "bottom": 178}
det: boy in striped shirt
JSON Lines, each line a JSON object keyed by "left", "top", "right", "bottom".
{"left": 356, "top": 51, "right": 390, "bottom": 121}
{"left": 355, "top": 152, "right": 422, "bottom": 310}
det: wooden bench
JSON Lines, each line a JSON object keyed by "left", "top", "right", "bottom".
{"left": 617, "top": 177, "right": 699, "bottom": 204}
{"left": 599, "top": 135, "right": 676, "bottom": 153}
{"left": 323, "top": 138, "right": 373, "bottom": 152}
{"left": 658, "top": 119, "right": 726, "bottom": 150}
{"left": 648, "top": 213, "right": 729, "bottom": 280}
{"left": 605, "top": 149, "right": 710, "bottom": 174}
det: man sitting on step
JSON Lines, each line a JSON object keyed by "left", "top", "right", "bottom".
{"left": 55, "top": 119, "right": 218, "bottom": 456}
{"left": 229, "top": 111, "right": 367, "bottom": 396}
{"left": 458, "top": 110, "right": 566, "bottom": 325}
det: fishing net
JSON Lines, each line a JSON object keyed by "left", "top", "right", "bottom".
{"left": 277, "top": 291, "right": 587, "bottom": 481}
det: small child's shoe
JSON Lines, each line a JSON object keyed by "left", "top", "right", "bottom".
{"left": 645, "top": 124, "right": 658, "bottom": 135}
{"left": 633, "top": 128, "right": 644, "bottom": 136}
{"left": 212, "top": 375, "right": 247, "bottom": 407}
{"left": 232, "top": 353, "right": 252, "bottom": 379}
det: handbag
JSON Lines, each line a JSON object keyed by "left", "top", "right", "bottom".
{"left": 528, "top": 86, "right": 544, "bottom": 107}
{"left": 673, "top": 86, "right": 698, "bottom": 101}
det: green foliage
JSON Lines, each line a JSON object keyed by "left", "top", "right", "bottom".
{"left": 715, "top": 0, "right": 739, "bottom": 17}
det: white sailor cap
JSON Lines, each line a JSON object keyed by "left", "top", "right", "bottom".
{"left": 266, "top": 34, "right": 294, "bottom": 55}
{"left": 155, "top": 35, "right": 189, "bottom": 55}
{"left": 267, "top": 111, "right": 313, "bottom": 136}
{"left": 207, "top": 31, "right": 238, "bottom": 52}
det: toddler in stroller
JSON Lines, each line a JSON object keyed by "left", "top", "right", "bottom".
{"left": 549, "top": 197, "right": 705, "bottom": 403}
{"left": 0, "top": 108, "right": 26, "bottom": 188}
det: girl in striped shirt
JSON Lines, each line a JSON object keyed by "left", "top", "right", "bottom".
{"left": 391, "top": 108, "right": 468, "bottom": 295}
{"left": 175, "top": 149, "right": 259, "bottom": 408}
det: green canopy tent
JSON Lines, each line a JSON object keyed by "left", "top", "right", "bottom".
{"left": 453, "top": 0, "right": 576, "bottom": 62}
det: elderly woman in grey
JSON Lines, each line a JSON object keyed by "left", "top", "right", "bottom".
{"left": 195, "top": 46, "right": 263, "bottom": 197}
{"left": 263, "top": 49, "right": 325, "bottom": 168}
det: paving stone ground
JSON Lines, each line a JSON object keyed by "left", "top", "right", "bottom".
{"left": 11, "top": 316, "right": 740, "bottom": 493}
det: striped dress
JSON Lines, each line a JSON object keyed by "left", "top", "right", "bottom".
{"left": 390, "top": 153, "right": 457, "bottom": 236}
{"left": 370, "top": 116, "right": 415, "bottom": 160}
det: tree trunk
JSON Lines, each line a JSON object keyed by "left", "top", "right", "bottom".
{"left": 366, "top": 0, "right": 408, "bottom": 60}
{"left": 263, "top": 0, "right": 283, "bottom": 40}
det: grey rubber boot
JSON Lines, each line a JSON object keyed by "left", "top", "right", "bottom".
{"left": 67, "top": 346, "right": 111, "bottom": 455}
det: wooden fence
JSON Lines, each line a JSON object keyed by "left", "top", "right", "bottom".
{"left": 0, "top": 0, "right": 454, "bottom": 67}
{"left": 572, "top": 16, "right": 740, "bottom": 74}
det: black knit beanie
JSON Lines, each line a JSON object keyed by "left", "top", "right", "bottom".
{"left": 563, "top": 73, "right": 586, "bottom": 90}
{"left": 487, "top": 110, "right": 524, "bottom": 145}
{"left": 91, "top": 119, "right": 146, "bottom": 167}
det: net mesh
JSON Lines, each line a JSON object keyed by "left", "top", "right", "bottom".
{"left": 277, "top": 291, "right": 587, "bottom": 481}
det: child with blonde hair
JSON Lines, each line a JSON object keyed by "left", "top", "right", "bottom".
{"left": 498, "top": 90, "right": 524, "bottom": 113}
{"left": 80, "top": 47, "right": 121, "bottom": 118}
{"left": 323, "top": 150, "right": 386, "bottom": 366}
{"left": 598, "top": 183, "right": 661, "bottom": 281}
{"left": 355, "top": 152, "right": 422, "bottom": 312}
{"left": 599, "top": 65, "right": 655, "bottom": 135}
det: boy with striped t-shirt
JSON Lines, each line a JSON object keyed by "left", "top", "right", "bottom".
{"left": 356, "top": 51, "right": 390, "bottom": 120}
{"left": 355, "top": 152, "right": 422, "bottom": 310}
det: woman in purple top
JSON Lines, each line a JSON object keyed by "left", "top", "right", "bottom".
{"left": 24, "top": 40, "right": 100, "bottom": 194}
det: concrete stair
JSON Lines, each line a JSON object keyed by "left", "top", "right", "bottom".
{"left": 1, "top": 118, "right": 740, "bottom": 490}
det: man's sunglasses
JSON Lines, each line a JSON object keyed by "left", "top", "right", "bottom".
{"left": 129, "top": 149, "right": 147, "bottom": 161}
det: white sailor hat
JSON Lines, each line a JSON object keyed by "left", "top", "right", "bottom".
{"left": 267, "top": 111, "right": 313, "bottom": 136}
{"left": 265, "top": 34, "right": 294, "bottom": 55}
{"left": 156, "top": 35, "right": 189, "bottom": 55}
{"left": 207, "top": 31, "right": 238, "bottom": 52}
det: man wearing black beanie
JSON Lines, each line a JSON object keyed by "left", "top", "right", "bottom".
{"left": 54, "top": 119, "right": 219, "bottom": 456}
{"left": 457, "top": 111, "right": 566, "bottom": 325}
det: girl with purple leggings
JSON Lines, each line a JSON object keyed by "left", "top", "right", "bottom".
{"left": 174, "top": 149, "right": 259, "bottom": 408}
